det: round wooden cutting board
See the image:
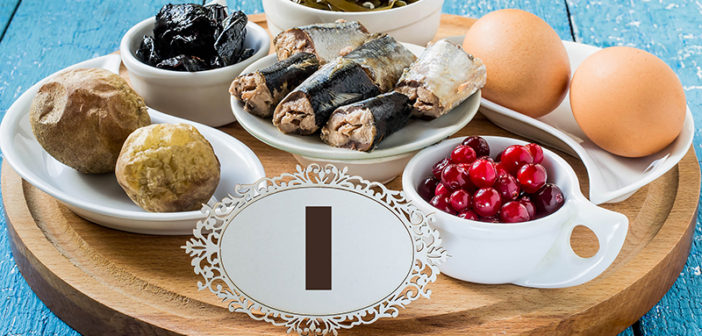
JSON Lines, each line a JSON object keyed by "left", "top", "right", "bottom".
{"left": 1, "top": 14, "right": 699, "bottom": 336}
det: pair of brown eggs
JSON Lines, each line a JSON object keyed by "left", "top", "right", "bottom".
{"left": 462, "top": 9, "right": 686, "bottom": 158}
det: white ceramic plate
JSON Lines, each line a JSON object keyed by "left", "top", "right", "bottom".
{"left": 459, "top": 38, "right": 694, "bottom": 205}
{"left": 0, "top": 55, "right": 265, "bottom": 235}
{"left": 231, "top": 43, "right": 481, "bottom": 161}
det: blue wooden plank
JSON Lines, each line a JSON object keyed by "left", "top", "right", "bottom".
{"left": 0, "top": 0, "right": 19, "bottom": 42}
{"left": 442, "top": 0, "right": 573, "bottom": 41}
{"left": 619, "top": 326, "right": 635, "bottom": 336}
{"left": 567, "top": 1, "right": 702, "bottom": 335}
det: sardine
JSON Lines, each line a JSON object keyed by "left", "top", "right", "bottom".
{"left": 273, "top": 35, "right": 414, "bottom": 135}
{"left": 273, "top": 20, "right": 370, "bottom": 63}
{"left": 273, "top": 59, "right": 380, "bottom": 135}
{"left": 395, "top": 39, "right": 487, "bottom": 119}
{"left": 321, "top": 92, "right": 412, "bottom": 151}
{"left": 343, "top": 34, "right": 416, "bottom": 92}
{"left": 230, "top": 52, "right": 320, "bottom": 118}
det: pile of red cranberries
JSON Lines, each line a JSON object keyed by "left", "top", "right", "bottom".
{"left": 417, "top": 136, "right": 565, "bottom": 223}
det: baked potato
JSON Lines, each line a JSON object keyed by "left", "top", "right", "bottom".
{"left": 115, "top": 123, "right": 221, "bottom": 212}
{"left": 29, "top": 68, "right": 150, "bottom": 173}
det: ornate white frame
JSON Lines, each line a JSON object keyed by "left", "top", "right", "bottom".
{"left": 184, "top": 164, "right": 446, "bottom": 335}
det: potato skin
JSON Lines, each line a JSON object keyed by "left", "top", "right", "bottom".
{"left": 115, "top": 123, "right": 221, "bottom": 212}
{"left": 29, "top": 68, "right": 150, "bottom": 174}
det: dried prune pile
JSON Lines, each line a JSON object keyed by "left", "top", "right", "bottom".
{"left": 136, "top": 3, "right": 254, "bottom": 72}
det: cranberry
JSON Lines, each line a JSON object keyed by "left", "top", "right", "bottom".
{"left": 449, "top": 189, "right": 472, "bottom": 212}
{"left": 432, "top": 158, "right": 450, "bottom": 180}
{"left": 494, "top": 162, "right": 509, "bottom": 177}
{"left": 478, "top": 216, "right": 500, "bottom": 223}
{"left": 517, "top": 163, "right": 547, "bottom": 193}
{"left": 472, "top": 187, "right": 501, "bottom": 217}
{"left": 441, "top": 164, "right": 469, "bottom": 190}
{"left": 494, "top": 174, "right": 520, "bottom": 202}
{"left": 430, "top": 195, "right": 455, "bottom": 214}
{"left": 450, "top": 145, "right": 477, "bottom": 164}
{"left": 418, "top": 178, "right": 437, "bottom": 201}
{"left": 518, "top": 196, "right": 536, "bottom": 219}
{"left": 469, "top": 158, "right": 497, "bottom": 188}
{"left": 526, "top": 143, "right": 544, "bottom": 164}
{"left": 462, "top": 136, "right": 490, "bottom": 157}
{"left": 478, "top": 156, "right": 494, "bottom": 162}
{"left": 500, "top": 201, "right": 530, "bottom": 223}
{"left": 495, "top": 149, "right": 505, "bottom": 162}
{"left": 461, "top": 176, "right": 477, "bottom": 193}
{"left": 458, "top": 210, "right": 479, "bottom": 220}
{"left": 501, "top": 145, "right": 533, "bottom": 174}
{"left": 532, "top": 183, "right": 565, "bottom": 216}
{"left": 434, "top": 182, "right": 451, "bottom": 197}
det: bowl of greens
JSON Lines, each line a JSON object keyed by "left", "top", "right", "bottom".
{"left": 263, "top": 0, "right": 443, "bottom": 46}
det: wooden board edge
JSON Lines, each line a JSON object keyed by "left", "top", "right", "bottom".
{"left": 539, "top": 148, "right": 700, "bottom": 336}
{"left": 1, "top": 162, "right": 179, "bottom": 336}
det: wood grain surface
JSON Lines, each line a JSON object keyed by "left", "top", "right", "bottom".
{"left": 0, "top": 1, "right": 700, "bottom": 335}
{"left": 1, "top": 14, "right": 699, "bottom": 336}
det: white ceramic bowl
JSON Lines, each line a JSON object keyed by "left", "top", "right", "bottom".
{"left": 402, "top": 136, "right": 629, "bottom": 288}
{"left": 262, "top": 0, "right": 443, "bottom": 46}
{"left": 120, "top": 17, "right": 270, "bottom": 127}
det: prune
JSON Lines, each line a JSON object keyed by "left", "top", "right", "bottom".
{"left": 214, "top": 10, "right": 249, "bottom": 65}
{"left": 135, "top": 3, "right": 254, "bottom": 72}
{"left": 135, "top": 35, "right": 159, "bottom": 66}
{"left": 156, "top": 55, "right": 210, "bottom": 72}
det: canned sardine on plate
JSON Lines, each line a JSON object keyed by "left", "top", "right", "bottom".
{"left": 230, "top": 52, "right": 320, "bottom": 118}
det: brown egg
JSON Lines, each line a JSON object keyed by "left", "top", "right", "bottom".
{"left": 462, "top": 9, "right": 570, "bottom": 118}
{"left": 570, "top": 47, "right": 686, "bottom": 158}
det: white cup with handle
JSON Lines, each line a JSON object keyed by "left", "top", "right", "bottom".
{"left": 402, "top": 136, "right": 628, "bottom": 288}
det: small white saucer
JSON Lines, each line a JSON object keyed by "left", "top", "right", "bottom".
{"left": 0, "top": 55, "right": 265, "bottom": 235}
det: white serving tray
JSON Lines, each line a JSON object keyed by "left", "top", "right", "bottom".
{"left": 0, "top": 54, "right": 265, "bottom": 235}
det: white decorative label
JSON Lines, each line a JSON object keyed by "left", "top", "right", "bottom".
{"left": 184, "top": 164, "right": 445, "bottom": 335}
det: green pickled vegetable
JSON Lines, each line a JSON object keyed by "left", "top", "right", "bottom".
{"left": 292, "top": 0, "right": 417, "bottom": 12}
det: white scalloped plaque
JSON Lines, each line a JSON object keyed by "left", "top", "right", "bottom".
{"left": 183, "top": 164, "right": 445, "bottom": 335}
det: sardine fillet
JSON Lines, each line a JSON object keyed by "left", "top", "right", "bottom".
{"left": 396, "top": 39, "right": 487, "bottom": 119}
{"left": 230, "top": 52, "right": 319, "bottom": 118}
{"left": 273, "top": 59, "right": 380, "bottom": 135}
{"left": 273, "top": 21, "right": 369, "bottom": 63}
{"left": 344, "top": 34, "right": 416, "bottom": 92}
{"left": 322, "top": 92, "right": 412, "bottom": 151}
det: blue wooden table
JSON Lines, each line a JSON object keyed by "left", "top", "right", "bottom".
{"left": 0, "top": 0, "right": 699, "bottom": 335}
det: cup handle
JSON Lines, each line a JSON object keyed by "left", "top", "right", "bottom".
{"left": 513, "top": 198, "right": 629, "bottom": 288}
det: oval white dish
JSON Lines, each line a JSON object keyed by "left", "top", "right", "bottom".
{"left": 231, "top": 43, "right": 481, "bottom": 162}
{"left": 402, "top": 136, "right": 629, "bottom": 288}
{"left": 472, "top": 39, "right": 695, "bottom": 205}
{"left": 0, "top": 55, "right": 265, "bottom": 235}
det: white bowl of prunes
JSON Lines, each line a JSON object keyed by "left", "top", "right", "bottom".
{"left": 120, "top": 3, "right": 270, "bottom": 127}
